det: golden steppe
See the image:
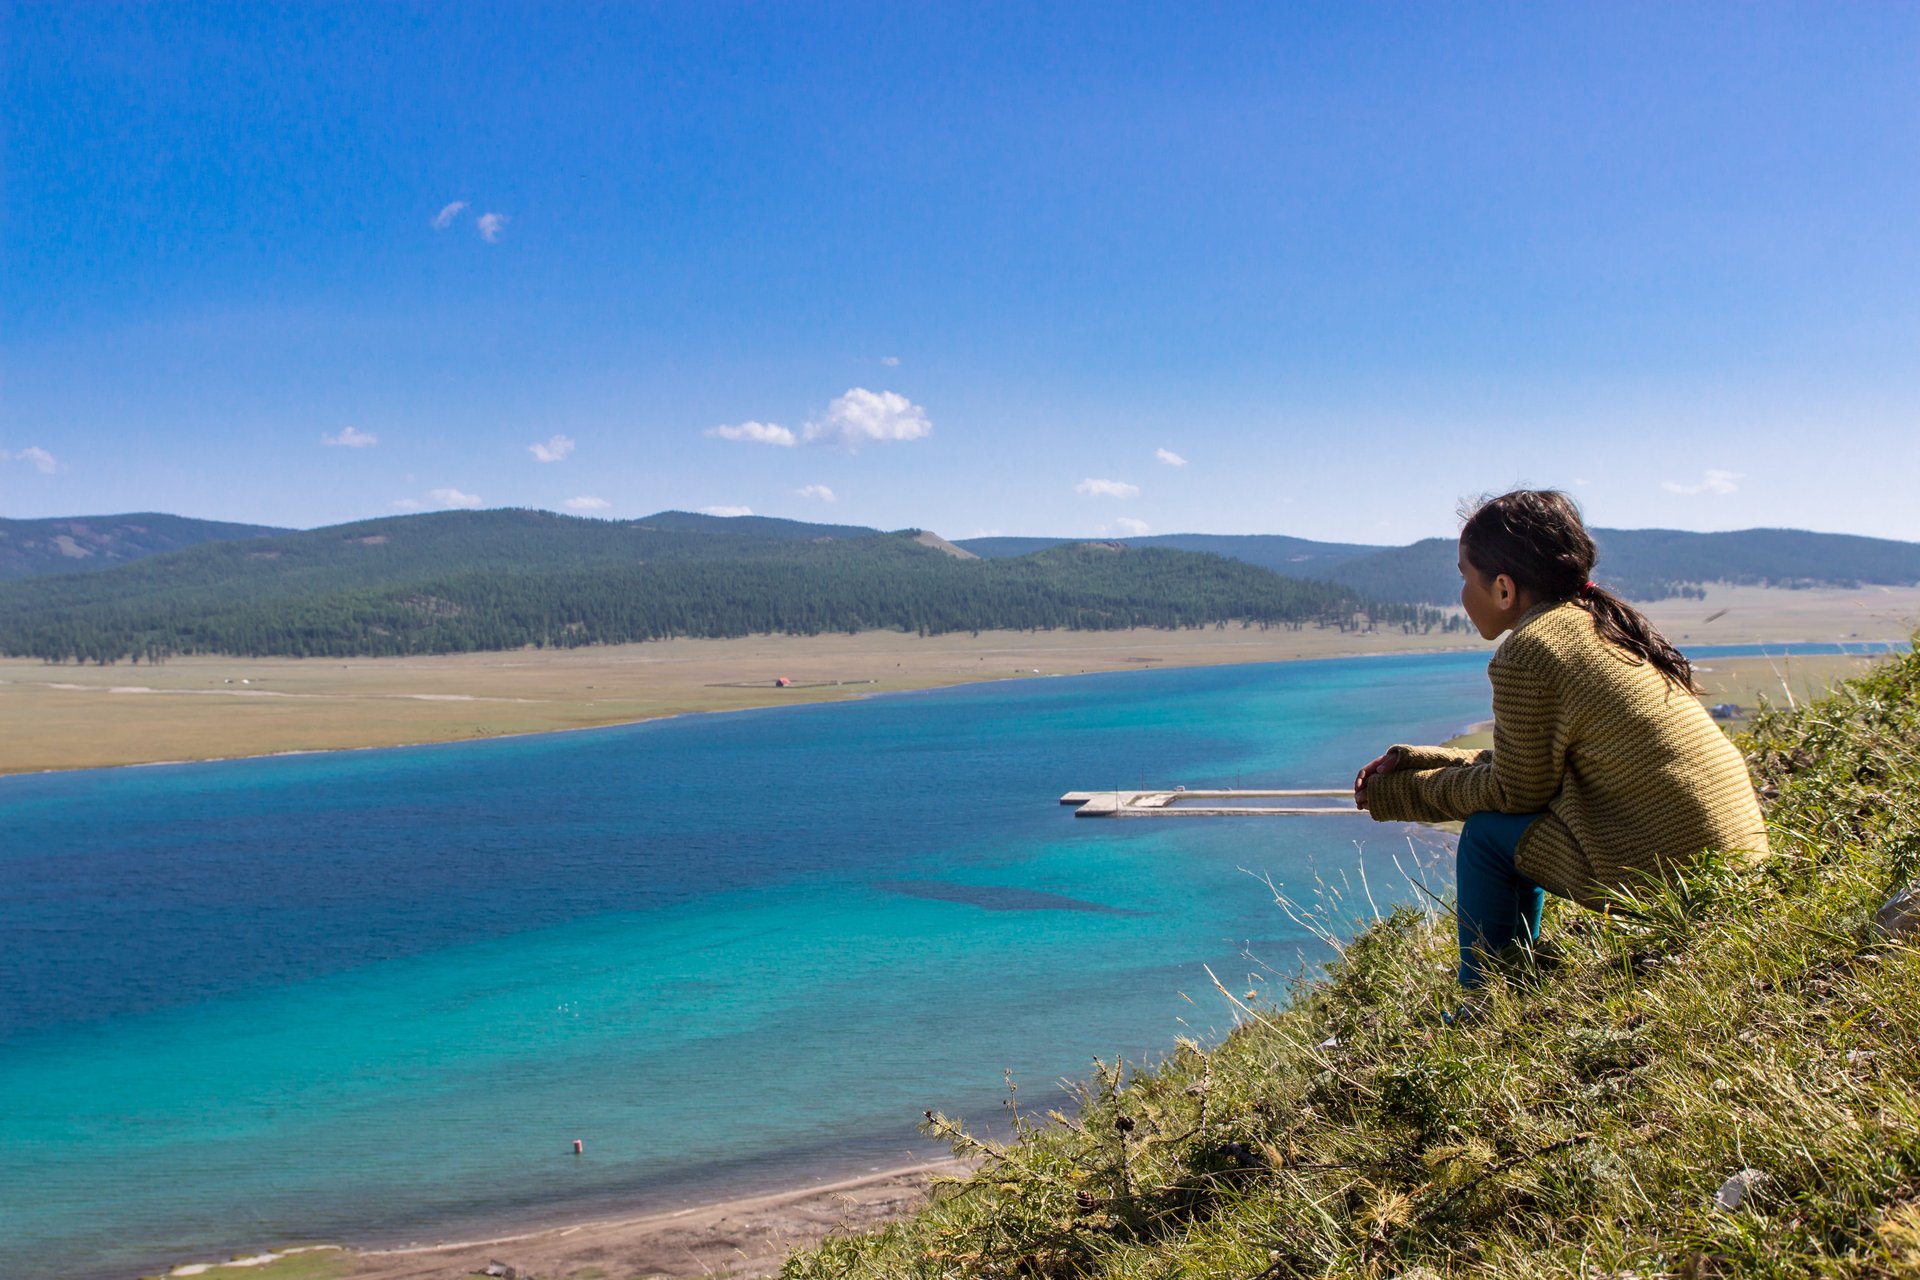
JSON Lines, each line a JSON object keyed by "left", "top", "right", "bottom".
{"left": 5, "top": 584, "right": 1916, "bottom": 776}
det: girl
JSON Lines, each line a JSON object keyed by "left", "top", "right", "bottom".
{"left": 1354, "top": 490, "right": 1768, "bottom": 988}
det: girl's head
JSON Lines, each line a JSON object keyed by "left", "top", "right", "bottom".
{"left": 1458, "top": 489, "right": 1695, "bottom": 690}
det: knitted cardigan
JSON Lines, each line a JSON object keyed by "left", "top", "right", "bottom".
{"left": 1364, "top": 600, "right": 1769, "bottom": 907}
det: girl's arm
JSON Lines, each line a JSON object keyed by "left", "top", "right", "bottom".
{"left": 1387, "top": 743, "right": 1490, "bottom": 770}
{"left": 1363, "top": 655, "right": 1565, "bottom": 823}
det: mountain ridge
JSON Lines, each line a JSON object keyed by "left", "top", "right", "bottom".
{"left": 14, "top": 508, "right": 1919, "bottom": 602}
{"left": 0, "top": 509, "right": 1440, "bottom": 663}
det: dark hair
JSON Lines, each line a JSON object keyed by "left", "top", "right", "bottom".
{"left": 1459, "top": 489, "right": 1695, "bottom": 691}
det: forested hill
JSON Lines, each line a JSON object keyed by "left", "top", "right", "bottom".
{"left": 1324, "top": 527, "right": 1920, "bottom": 604}
{"left": 962, "top": 527, "right": 1920, "bottom": 602}
{"left": 0, "top": 509, "right": 1446, "bottom": 663}
{"left": 0, "top": 513, "right": 287, "bottom": 580}
{"left": 959, "top": 532, "right": 1385, "bottom": 577}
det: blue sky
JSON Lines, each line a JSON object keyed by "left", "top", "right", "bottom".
{"left": 4, "top": 2, "right": 1916, "bottom": 542}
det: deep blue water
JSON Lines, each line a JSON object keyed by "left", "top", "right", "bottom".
{"left": 0, "top": 644, "right": 1882, "bottom": 1278}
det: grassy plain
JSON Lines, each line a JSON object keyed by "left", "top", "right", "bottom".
{"left": 5, "top": 584, "right": 1916, "bottom": 776}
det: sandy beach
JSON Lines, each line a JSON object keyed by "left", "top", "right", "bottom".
{"left": 155, "top": 1160, "right": 974, "bottom": 1280}
{"left": 6, "top": 584, "right": 1916, "bottom": 777}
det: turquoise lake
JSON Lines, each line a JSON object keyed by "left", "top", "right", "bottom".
{"left": 0, "top": 645, "right": 1867, "bottom": 1279}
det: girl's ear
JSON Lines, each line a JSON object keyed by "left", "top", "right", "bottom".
{"left": 1493, "top": 573, "right": 1518, "bottom": 608}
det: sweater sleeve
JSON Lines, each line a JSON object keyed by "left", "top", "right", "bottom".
{"left": 1389, "top": 744, "right": 1490, "bottom": 771}
{"left": 1367, "top": 654, "right": 1565, "bottom": 823}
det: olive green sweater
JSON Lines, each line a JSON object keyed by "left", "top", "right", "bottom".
{"left": 1365, "top": 600, "right": 1769, "bottom": 907}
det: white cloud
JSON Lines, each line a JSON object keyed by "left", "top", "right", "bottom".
{"left": 796, "top": 483, "right": 838, "bottom": 503}
{"left": 1155, "top": 448, "right": 1187, "bottom": 467}
{"left": 880, "top": 355, "right": 900, "bottom": 367}
{"left": 2, "top": 446, "right": 59, "bottom": 474}
{"left": 1113, "top": 516, "right": 1151, "bottom": 536}
{"left": 321, "top": 426, "right": 378, "bottom": 448}
{"left": 529, "top": 433, "right": 576, "bottom": 462}
{"left": 700, "top": 505, "right": 753, "bottom": 517}
{"left": 1076, "top": 477, "right": 1140, "bottom": 498}
{"left": 432, "top": 201, "right": 468, "bottom": 230}
{"left": 564, "top": 495, "right": 610, "bottom": 511}
{"left": 803, "top": 387, "right": 932, "bottom": 450}
{"left": 391, "top": 498, "right": 423, "bottom": 511}
{"left": 706, "top": 420, "right": 798, "bottom": 447}
{"left": 476, "top": 212, "right": 508, "bottom": 243}
{"left": 1662, "top": 468, "right": 1742, "bottom": 496}
{"left": 428, "top": 487, "right": 483, "bottom": 508}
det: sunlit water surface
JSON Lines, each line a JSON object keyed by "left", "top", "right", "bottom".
{"left": 0, "top": 644, "right": 1872, "bottom": 1278}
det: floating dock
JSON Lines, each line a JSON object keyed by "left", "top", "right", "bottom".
{"left": 1059, "top": 788, "right": 1360, "bottom": 818}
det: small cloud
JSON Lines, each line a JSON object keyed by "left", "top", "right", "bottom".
{"left": 1113, "top": 516, "right": 1151, "bottom": 536}
{"left": 700, "top": 505, "right": 753, "bottom": 517}
{"left": 1076, "top": 477, "right": 1140, "bottom": 498}
{"left": 321, "top": 426, "right": 378, "bottom": 449}
{"left": 1662, "top": 469, "right": 1742, "bottom": 497}
{"left": 427, "top": 487, "right": 483, "bottom": 509}
{"left": 1155, "top": 448, "right": 1187, "bottom": 467}
{"left": 803, "top": 387, "right": 931, "bottom": 450}
{"left": 564, "top": 495, "right": 610, "bottom": 511}
{"left": 796, "top": 483, "right": 837, "bottom": 503}
{"left": 2, "top": 446, "right": 60, "bottom": 474}
{"left": 391, "top": 498, "right": 423, "bottom": 511}
{"left": 529, "top": 433, "right": 576, "bottom": 463}
{"left": 706, "top": 420, "right": 798, "bottom": 447}
{"left": 880, "top": 355, "right": 900, "bottom": 367}
{"left": 968, "top": 528, "right": 1003, "bottom": 538}
{"left": 432, "top": 201, "right": 468, "bottom": 230}
{"left": 476, "top": 212, "right": 508, "bottom": 243}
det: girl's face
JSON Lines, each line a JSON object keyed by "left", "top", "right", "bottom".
{"left": 1457, "top": 536, "right": 1527, "bottom": 640}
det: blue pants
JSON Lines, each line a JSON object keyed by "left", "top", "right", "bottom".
{"left": 1456, "top": 811, "right": 1546, "bottom": 988}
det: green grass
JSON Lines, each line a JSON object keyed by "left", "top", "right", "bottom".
{"left": 786, "top": 644, "right": 1920, "bottom": 1279}
{"left": 146, "top": 1247, "right": 350, "bottom": 1280}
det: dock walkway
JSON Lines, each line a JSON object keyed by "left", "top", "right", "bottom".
{"left": 1059, "top": 788, "right": 1361, "bottom": 818}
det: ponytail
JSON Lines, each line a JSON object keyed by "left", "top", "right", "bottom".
{"left": 1461, "top": 491, "right": 1696, "bottom": 692}
{"left": 1576, "top": 580, "right": 1696, "bottom": 692}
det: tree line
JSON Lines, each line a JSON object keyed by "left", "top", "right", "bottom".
{"left": 0, "top": 533, "right": 1461, "bottom": 663}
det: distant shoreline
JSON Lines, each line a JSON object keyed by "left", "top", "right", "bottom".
{"left": 1, "top": 624, "right": 1495, "bottom": 777}
{"left": 5, "top": 583, "right": 1916, "bottom": 777}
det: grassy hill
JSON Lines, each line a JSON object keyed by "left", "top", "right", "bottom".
{"left": 0, "top": 512, "right": 286, "bottom": 580}
{"left": 0, "top": 509, "right": 1439, "bottom": 662}
{"left": 784, "top": 645, "right": 1920, "bottom": 1279}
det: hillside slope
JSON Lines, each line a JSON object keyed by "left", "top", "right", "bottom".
{"left": 959, "top": 533, "right": 1386, "bottom": 576}
{"left": 1328, "top": 528, "right": 1920, "bottom": 604}
{"left": 0, "top": 509, "right": 1443, "bottom": 662}
{"left": 0, "top": 513, "right": 286, "bottom": 580}
{"left": 787, "top": 647, "right": 1920, "bottom": 1279}
{"left": 963, "top": 527, "right": 1920, "bottom": 604}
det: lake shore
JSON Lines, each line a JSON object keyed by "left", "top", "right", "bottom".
{"left": 156, "top": 1158, "right": 976, "bottom": 1280}
{"left": 6, "top": 584, "right": 1917, "bottom": 776}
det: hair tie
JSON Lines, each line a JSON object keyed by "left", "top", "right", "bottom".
{"left": 1580, "top": 580, "right": 1598, "bottom": 596}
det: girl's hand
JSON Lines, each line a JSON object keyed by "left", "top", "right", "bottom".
{"left": 1353, "top": 748, "right": 1402, "bottom": 810}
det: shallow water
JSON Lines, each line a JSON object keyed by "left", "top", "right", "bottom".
{"left": 0, "top": 643, "right": 1876, "bottom": 1278}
